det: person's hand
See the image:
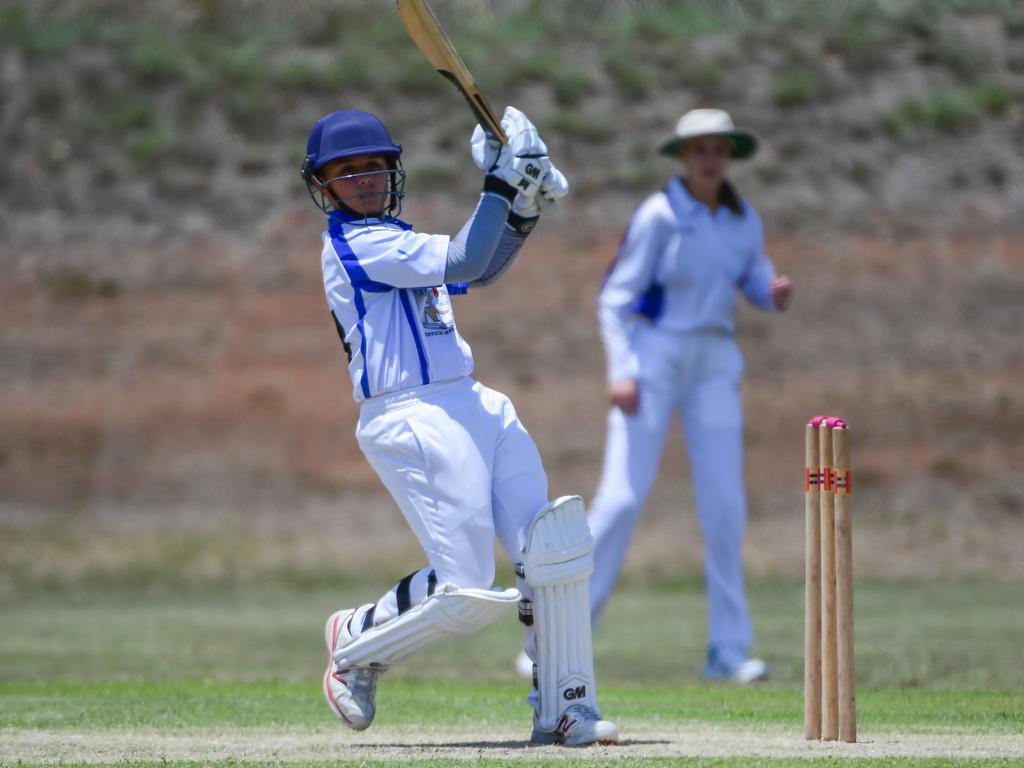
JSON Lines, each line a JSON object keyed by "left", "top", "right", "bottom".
{"left": 513, "top": 164, "right": 569, "bottom": 217}
{"left": 771, "top": 276, "right": 792, "bottom": 311}
{"left": 609, "top": 378, "right": 639, "bottom": 415}
{"left": 471, "top": 106, "right": 551, "bottom": 199}
{"left": 537, "top": 165, "right": 569, "bottom": 214}
{"left": 471, "top": 106, "right": 540, "bottom": 171}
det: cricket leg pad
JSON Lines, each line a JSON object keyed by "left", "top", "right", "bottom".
{"left": 333, "top": 585, "right": 520, "bottom": 669}
{"left": 520, "top": 495, "right": 616, "bottom": 743}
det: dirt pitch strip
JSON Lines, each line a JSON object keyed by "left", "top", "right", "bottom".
{"left": 4, "top": 726, "right": 1023, "bottom": 763}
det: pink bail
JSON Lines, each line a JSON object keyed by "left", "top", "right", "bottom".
{"left": 810, "top": 415, "right": 827, "bottom": 427}
{"left": 826, "top": 417, "right": 847, "bottom": 430}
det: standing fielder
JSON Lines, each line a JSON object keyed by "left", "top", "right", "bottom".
{"left": 302, "top": 106, "right": 617, "bottom": 746}
{"left": 589, "top": 109, "right": 791, "bottom": 683}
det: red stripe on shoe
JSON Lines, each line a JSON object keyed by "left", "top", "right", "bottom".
{"left": 324, "top": 612, "right": 353, "bottom": 725}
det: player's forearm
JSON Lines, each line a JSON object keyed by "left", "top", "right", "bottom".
{"left": 443, "top": 177, "right": 516, "bottom": 283}
{"left": 470, "top": 212, "right": 538, "bottom": 287}
{"left": 739, "top": 256, "right": 777, "bottom": 311}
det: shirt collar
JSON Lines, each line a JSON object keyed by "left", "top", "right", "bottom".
{"left": 664, "top": 176, "right": 702, "bottom": 219}
{"left": 665, "top": 176, "right": 742, "bottom": 221}
{"left": 328, "top": 209, "right": 413, "bottom": 235}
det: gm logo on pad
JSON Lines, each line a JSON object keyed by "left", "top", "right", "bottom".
{"left": 563, "top": 684, "right": 587, "bottom": 700}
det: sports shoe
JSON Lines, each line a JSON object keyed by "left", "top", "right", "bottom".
{"left": 703, "top": 645, "right": 769, "bottom": 683}
{"left": 531, "top": 705, "right": 619, "bottom": 746}
{"left": 323, "top": 609, "right": 378, "bottom": 730}
{"left": 515, "top": 649, "right": 534, "bottom": 680}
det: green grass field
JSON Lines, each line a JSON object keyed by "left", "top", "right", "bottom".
{"left": 2, "top": 579, "right": 1022, "bottom": 766}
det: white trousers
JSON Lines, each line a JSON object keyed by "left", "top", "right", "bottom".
{"left": 589, "top": 325, "right": 753, "bottom": 654}
{"left": 355, "top": 377, "right": 547, "bottom": 645}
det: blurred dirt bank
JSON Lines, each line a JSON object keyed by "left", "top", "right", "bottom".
{"left": 2, "top": 1, "right": 1023, "bottom": 585}
{"left": 2, "top": 218, "right": 1022, "bottom": 584}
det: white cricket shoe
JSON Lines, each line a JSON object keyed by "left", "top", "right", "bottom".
{"left": 515, "top": 649, "right": 534, "bottom": 680}
{"left": 531, "top": 705, "right": 619, "bottom": 746}
{"left": 703, "top": 646, "right": 769, "bottom": 684}
{"left": 323, "top": 609, "right": 378, "bottom": 730}
{"left": 733, "top": 658, "right": 769, "bottom": 684}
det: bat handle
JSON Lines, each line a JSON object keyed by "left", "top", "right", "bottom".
{"left": 463, "top": 93, "right": 507, "bottom": 144}
{"left": 483, "top": 124, "right": 506, "bottom": 145}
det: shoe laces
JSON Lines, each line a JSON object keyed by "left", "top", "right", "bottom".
{"left": 564, "top": 704, "right": 601, "bottom": 722}
{"left": 339, "top": 666, "right": 378, "bottom": 700}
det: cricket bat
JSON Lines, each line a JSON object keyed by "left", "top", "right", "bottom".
{"left": 395, "top": 0, "right": 508, "bottom": 145}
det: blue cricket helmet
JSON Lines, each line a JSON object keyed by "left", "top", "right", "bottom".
{"left": 301, "top": 109, "right": 406, "bottom": 217}
{"left": 304, "top": 109, "right": 402, "bottom": 173}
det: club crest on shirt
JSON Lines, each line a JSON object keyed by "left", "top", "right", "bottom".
{"left": 418, "top": 286, "right": 455, "bottom": 335}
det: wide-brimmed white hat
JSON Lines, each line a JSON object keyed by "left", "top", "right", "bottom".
{"left": 658, "top": 108, "right": 757, "bottom": 159}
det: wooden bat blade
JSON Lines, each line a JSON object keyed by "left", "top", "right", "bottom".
{"left": 395, "top": 0, "right": 507, "bottom": 144}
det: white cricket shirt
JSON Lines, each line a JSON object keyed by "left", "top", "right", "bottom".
{"left": 599, "top": 177, "right": 777, "bottom": 383}
{"left": 321, "top": 211, "right": 474, "bottom": 402}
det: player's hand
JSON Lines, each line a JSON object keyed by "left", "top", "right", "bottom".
{"left": 470, "top": 124, "right": 501, "bottom": 171}
{"left": 771, "top": 275, "right": 792, "bottom": 311}
{"left": 609, "top": 378, "right": 639, "bottom": 415}
{"left": 537, "top": 165, "right": 569, "bottom": 214}
{"left": 471, "top": 106, "right": 541, "bottom": 169}
{"left": 472, "top": 106, "right": 551, "bottom": 198}
{"left": 513, "top": 165, "right": 569, "bottom": 218}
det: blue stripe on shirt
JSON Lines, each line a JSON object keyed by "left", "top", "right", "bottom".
{"left": 330, "top": 230, "right": 393, "bottom": 399}
{"left": 350, "top": 286, "right": 371, "bottom": 399}
{"left": 330, "top": 237, "right": 394, "bottom": 294}
{"left": 330, "top": 224, "right": 433, "bottom": 396}
{"left": 398, "top": 290, "right": 430, "bottom": 385}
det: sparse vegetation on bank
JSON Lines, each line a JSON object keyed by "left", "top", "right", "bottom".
{"left": 2, "top": 0, "right": 1022, "bottom": 244}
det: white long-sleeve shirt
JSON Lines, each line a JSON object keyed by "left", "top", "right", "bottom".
{"left": 598, "top": 176, "right": 777, "bottom": 383}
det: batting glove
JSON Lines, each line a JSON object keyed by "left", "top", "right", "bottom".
{"left": 472, "top": 106, "right": 551, "bottom": 199}
{"left": 537, "top": 165, "right": 569, "bottom": 215}
{"left": 512, "top": 165, "right": 569, "bottom": 218}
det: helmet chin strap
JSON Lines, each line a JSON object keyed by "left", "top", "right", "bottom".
{"left": 332, "top": 194, "right": 386, "bottom": 219}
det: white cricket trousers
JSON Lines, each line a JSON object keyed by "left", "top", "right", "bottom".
{"left": 589, "top": 324, "right": 753, "bottom": 655}
{"left": 355, "top": 376, "right": 548, "bottom": 630}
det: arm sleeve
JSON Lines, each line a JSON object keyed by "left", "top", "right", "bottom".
{"left": 443, "top": 176, "right": 516, "bottom": 284}
{"left": 737, "top": 208, "right": 777, "bottom": 311}
{"left": 470, "top": 212, "right": 538, "bottom": 287}
{"left": 598, "top": 201, "right": 667, "bottom": 384}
